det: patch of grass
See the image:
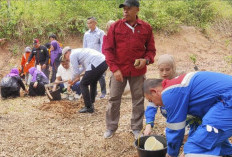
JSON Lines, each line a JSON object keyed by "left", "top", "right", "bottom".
{"left": 224, "top": 55, "right": 232, "bottom": 65}
{"left": 9, "top": 44, "right": 19, "bottom": 56}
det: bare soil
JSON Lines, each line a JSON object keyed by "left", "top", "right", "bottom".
{"left": 0, "top": 26, "right": 232, "bottom": 157}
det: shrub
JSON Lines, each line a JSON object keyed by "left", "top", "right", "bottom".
{"left": 0, "top": 0, "right": 232, "bottom": 44}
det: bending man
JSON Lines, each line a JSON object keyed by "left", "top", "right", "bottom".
{"left": 144, "top": 71, "right": 232, "bottom": 157}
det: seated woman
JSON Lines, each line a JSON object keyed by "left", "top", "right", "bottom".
{"left": 28, "top": 67, "right": 49, "bottom": 96}
{"left": 52, "top": 56, "right": 81, "bottom": 96}
{"left": 0, "top": 68, "right": 27, "bottom": 99}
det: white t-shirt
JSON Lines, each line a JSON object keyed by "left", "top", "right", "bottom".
{"left": 56, "top": 64, "right": 73, "bottom": 88}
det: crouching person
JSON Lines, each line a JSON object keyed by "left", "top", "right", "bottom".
{"left": 52, "top": 56, "right": 81, "bottom": 96}
{"left": 1, "top": 68, "right": 27, "bottom": 99}
{"left": 28, "top": 67, "right": 49, "bottom": 96}
{"left": 63, "top": 46, "right": 108, "bottom": 113}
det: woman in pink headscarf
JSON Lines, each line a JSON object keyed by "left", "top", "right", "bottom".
{"left": 28, "top": 67, "right": 49, "bottom": 96}
{"left": 0, "top": 68, "right": 27, "bottom": 99}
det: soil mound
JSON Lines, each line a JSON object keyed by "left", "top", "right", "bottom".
{"left": 38, "top": 100, "right": 83, "bottom": 118}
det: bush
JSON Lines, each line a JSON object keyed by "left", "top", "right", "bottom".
{"left": 0, "top": 0, "right": 232, "bottom": 44}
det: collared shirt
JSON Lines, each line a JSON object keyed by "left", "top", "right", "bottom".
{"left": 83, "top": 27, "right": 105, "bottom": 53}
{"left": 104, "top": 18, "right": 156, "bottom": 77}
{"left": 70, "top": 48, "right": 105, "bottom": 80}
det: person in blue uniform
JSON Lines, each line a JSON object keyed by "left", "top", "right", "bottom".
{"left": 144, "top": 54, "right": 177, "bottom": 135}
{"left": 143, "top": 71, "right": 232, "bottom": 157}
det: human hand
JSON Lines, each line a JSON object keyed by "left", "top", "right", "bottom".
{"left": 33, "top": 82, "right": 38, "bottom": 88}
{"left": 144, "top": 124, "right": 152, "bottom": 136}
{"left": 166, "top": 154, "right": 173, "bottom": 157}
{"left": 113, "top": 70, "right": 123, "bottom": 82}
{"left": 180, "top": 152, "right": 185, "bottom": 157}
{"left": 42, "top": 64, "right": 46, "bottom": 69}
{"left": 24, "top": 88, "right": 28, "bottom": 93}
{"left": 25, "top": 62, "right": 29, "bottom": 65}
{"left": 68, "top": 79, "right": 73, "bottom": 85}
{"left": 67, "top": 85, "right": 71, "bottom": 92}
{"left": 49, "top": 66, "right": 52, "bottom": 71}
{"left": 134, "top": 59, "right": 146, "bottom": 69}
{"left": 52, "top": 85, "right": 57, "bottom": 92}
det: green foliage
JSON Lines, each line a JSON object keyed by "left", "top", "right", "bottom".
{"left": 9, "top": 44, "right": 20, "bottom": 56}
{"left": 190, "top": 54, "right": 197, "bottom": 65}
{"left": 0, "top": 0, "right": 232, "bottom": 44}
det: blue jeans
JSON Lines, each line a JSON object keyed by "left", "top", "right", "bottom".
{"left": 59, "top": 81, "right": 81, "bottom": 95}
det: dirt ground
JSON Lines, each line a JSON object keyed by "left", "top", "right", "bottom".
{"left": 0, "top": 26, "right": 232, "bottom": 157}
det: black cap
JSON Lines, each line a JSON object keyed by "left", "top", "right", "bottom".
{"left": 119, "top": 0, "right": 139, "bottom": 8}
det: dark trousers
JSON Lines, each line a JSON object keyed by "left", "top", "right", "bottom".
{"left": 80, "top": 61, "right": 108, "bottom": 108}
{"left": 1, "top": 87, "right": 20, "bottom": 98}
{"left": 98, "top": 73, "right": 106, "bottom": 95}
{"left": 41, "top": 65, "right": 49, "bottom": 80}
{"left": 29, "top": 82, "right": 45, "bottom": 96}
{"left": 51, "top": 61, "right": 60, "bottom": 83}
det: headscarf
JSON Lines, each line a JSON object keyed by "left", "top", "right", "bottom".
{"left": 29, "top": 67, "right": 47, "bottom": 82}
{"left": 157, "top": 54, "right": 176, "bottom": 76}
{"left": 50, "top": 40, "right": 62, "bottom": 65}
{"left": 25, "top": 46, "right": 32, "bottom": 53}
{"left": 7, "top": 68, "right": 19, "bottom": 77}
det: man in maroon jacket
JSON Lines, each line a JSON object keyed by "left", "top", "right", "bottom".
{"left": 103, "top": 0, "right": 156, "bottom": 139}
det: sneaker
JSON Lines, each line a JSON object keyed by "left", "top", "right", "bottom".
{"left": 100, "top": 94, "right": 106, "bottom": 99}
{"left": 74, "top": 94, "right": 81, "bottom": 99}
{"left": 132, "top": 130, "right": 143, "bottom": 139}
{"left": 104, "top": 130, "right": 115, "bottom": 139}
{"left": 79, "top": 107, "right": 94, "bottom": 113}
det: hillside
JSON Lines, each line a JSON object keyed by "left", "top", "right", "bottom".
{"left": 0, "top": 26, "right": 232, "bottom": 156}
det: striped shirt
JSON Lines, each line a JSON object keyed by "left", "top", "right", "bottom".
{"left": 83, "top": 27, "right": 105, "bottom": 53}
{"left": 70, "top": 48, "right": 105, "bottom": 80}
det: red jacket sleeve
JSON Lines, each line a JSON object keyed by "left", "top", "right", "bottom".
{"left": 103, "top": 24, "right": 119, "bottom": 73}
{"left": 144, "top": 24, "right": 156, "bottom": 63}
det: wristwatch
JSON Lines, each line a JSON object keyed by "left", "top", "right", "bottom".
{"left": 146, "top": 59, "right": 150, "bottom": 65}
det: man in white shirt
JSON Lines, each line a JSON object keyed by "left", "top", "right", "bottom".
{"left": 83, "top": 17, "right": 106, "bottom": 99}
{"left": 53, "top": 57, "right": 81, "bottom": 95}
{"left": 62, "top": 46, "right": 108, "bottom": 113}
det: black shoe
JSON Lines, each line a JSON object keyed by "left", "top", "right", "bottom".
{"left": 79, "top": 107, "right": 94, "bottom": 113}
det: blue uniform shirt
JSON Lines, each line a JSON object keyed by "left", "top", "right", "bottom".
{"left": 162, "top": 71, "right": 232, "bottom": 156}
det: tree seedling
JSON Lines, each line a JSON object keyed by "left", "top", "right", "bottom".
{"left": 190, "top": 54, "right": 199, "bottom": 71}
